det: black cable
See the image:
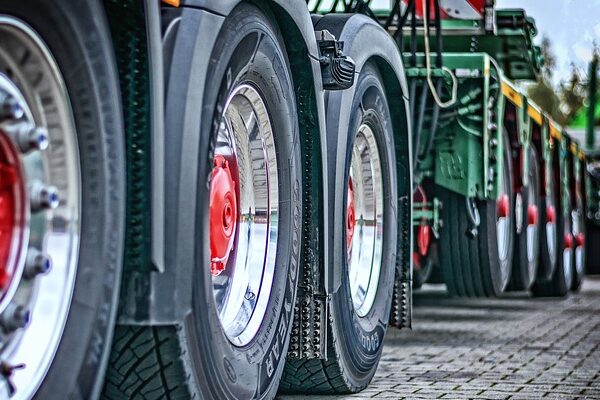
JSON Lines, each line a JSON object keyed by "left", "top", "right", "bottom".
{"left": 410, "top": 0, "right": 417, "bottom": 67}
{"left": 434, "top": 0, "right": 443, "bottom": 68}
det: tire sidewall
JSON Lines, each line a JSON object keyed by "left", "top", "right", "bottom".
{"left": 483, "top": 132, "right": 514, "bottom": 294}
{"left": 538, "top": 155, "right": 558, "bottom": 281}
{"left": 0, "top": 1, "right": 125, "bottom": 399}
{"left": 188, "top": 5, "right": 301, "bottom": 399}
{"left": 513, "top": 148, "right": 540, "bottom": 289}
{"left": 332, "top": 63, "right": 397, "bottom": 380}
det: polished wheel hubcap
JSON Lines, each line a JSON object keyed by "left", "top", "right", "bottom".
{"left": 572, "top": 210, "right": 585, "bottom": 278}
{"left": 545, "top": 203, "right": 557, "bottom": 266}
{"left": 347, "top": 124, "right": 383, "bottom": 317}
{"left": 496, "top": 171, "right": 511, "bottom": 283}
{"left": 525, "top": 178, "right": 539, "bottom": 274}
{"left": 0, "top": 17, "right": 81, "bottom": 398}
{"left": 210, "top": 84, "right": 278, "bottom": 347}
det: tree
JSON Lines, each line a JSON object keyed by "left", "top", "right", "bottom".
{"left": 527, "top": 35, "right": 564, "bottom": 123}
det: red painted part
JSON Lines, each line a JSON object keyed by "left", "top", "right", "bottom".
{"left": 418, "top": 223, "right": 431, "bottom": 257}
{"left": 527, "top": 204, "right": 538, "bottom": 226}
{"left": 410, "top": 0, "right": 484, "bottom": 19}
{"left": 546, "top": 205, "right": 556, "bottom": 224}
{"left": 575, "top": 233, "right": 585, "bottom": 248}
{"left": 0, "top": 132, "right": 24, "bottom": 291}
{"left": 497, "top": 194, "right": 509, "bottom": 218}
{"left": 346, "top": 177, "right": 356, "bottom": 252}
{"left": 564, "top": 233, "right": 573, "bottom": 250}
{"left": 209, "top": 155, "right": 237, "bottom": 276}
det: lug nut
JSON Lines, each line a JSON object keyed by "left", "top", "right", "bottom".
{"left": 0, "top": 303, "right": 30, "bottom": 332}
{"left": 0, "top": 97, "right": 24, "bottom": 121}
{"left": 3, "top": 122, "right": 48, "bottom": 153}
{"left": 23, "top": 247, "right": 52, "bottom": 279}
{"left": 29, "top": 182, "right": 60, "bottom": 212}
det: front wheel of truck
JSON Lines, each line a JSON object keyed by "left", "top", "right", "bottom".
{"left": 437, "top": 131, "right": 514, "bottom": 297}
{"left": 0, "top": 1, "right": 126, "bottom": 398}
{"left": 102, "top": 4, "right": 302, "bottom": 400}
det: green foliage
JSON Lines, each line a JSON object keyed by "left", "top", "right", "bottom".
{"left": 526, "top": 35, "right": 588, "bottom": 126}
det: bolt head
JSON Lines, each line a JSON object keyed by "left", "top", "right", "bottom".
{"left": 0, "top": 97, "right": 24, "bottom": 121}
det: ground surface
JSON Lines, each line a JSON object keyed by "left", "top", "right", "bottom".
{"left": 279, "top": 277, "right": 600, "bottom": 399}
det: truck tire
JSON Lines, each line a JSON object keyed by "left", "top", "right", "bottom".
{"left": 102, "top": 4, "right": 302, "bottom": 400}
{"left": 532, "top": 169, "right": 572, "bottom": 297}
{"left": 570, "top": 193, "right": 585, "bottom": 291}
{"left": 510, "top": 148, "right": 541, "bottom": 290}
{"left": 585, "top": 221, "right": 600, "bottom": 274}
{"left": 413, "top": 244, "right": 436, "bottom": 289}
{"left": 281, "top": 63, "right": 397, "bottom": 393}
{"left": 536, "top": 155, "right": 559, "bottom": 283}
{"left": 0, "top": 1, "right": 126, "bottom": 399}
{"left": 437, "top": 132, "right": 514, "bottom": 297}
{"left": 413, "top": 186, "right": 436, "bottom": 289}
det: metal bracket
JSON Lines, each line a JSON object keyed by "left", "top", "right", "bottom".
{"left": 315, "top": 30, "right": 355, "bottom": 90}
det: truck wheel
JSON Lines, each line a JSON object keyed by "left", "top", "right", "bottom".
{"left": 510, "top": 148, "right": 540, "bottom": 290}
{"left": 413, "top": 186, "right": 435, "bottom": 289}
{"left": 438, "top": 132, "right": 514, "bottom": 297}
{"left": 282, "top": 63, "right": 397, "bottom": 393}
{"left": 570, "top": 199, "right": 585, "bottom": 291}
{"left": 413, "top": 244, "right": 436, "bottom": 289}
{"left": 586, "top": 221, "right": 600, "bottom": 274}
{"left": 536, "top": 156, "right": 559, "bottom": 282}
{"left": 532, "top": 176, "right": 572, "bottom": 297}
{"left": 102, "top": 4, "right": 302, "bottom": 399}
{"left": 0, "top": 2, "right": 125, "bottom": 399}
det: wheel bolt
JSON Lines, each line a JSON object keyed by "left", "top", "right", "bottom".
{"left": 29, "top": 182, "right": 60, "bottom": 212}
{"left": 3, "top": 122, "right": 48, "bottom": 153}
{"left": 23, "top": 247, "right": 52, "bottom": 279}
{"left": 0, "top": 97, "right": 24, "bottom": 121}
{"left": 0, "top": 303, "right": 30, "bottom": 332}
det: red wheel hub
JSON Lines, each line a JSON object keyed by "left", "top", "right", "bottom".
{"left": 209, "top": 155, "right": 237, "bottom": 276}
{"left": 564, "top": 233, "right": 573, "bottom": 250}
{"left": 575, "top": 233, "right": 585, "bottom": 248}
{"left": 496, "top": 194, "right": 509, "bottom": 218}
{"left": 546, "top": 205, "right": 556, "bottom": 224}
{"left": 417, "top": 223, "right": 431, "bottom": 257}
{"left": 346, "top": 177, "right": 356, "bottom": 251}
{"left": 527, "top": 204, "right": 538, "bottom": 226}
{"left": 0, "top": 131, "right": 25, "bottom": 292}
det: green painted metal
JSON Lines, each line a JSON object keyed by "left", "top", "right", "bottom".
{"left": 587, "top": 57, "right": 598, "bottom": 150}
{"left": 407, "top": 53, "right": 505, "bottom": 200}
{"left": 401, "top": 9, "right": 542, "bottom": 80}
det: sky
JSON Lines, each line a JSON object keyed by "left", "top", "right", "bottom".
{"left": 496, "top": 0, "right": 600, "bottom": 86}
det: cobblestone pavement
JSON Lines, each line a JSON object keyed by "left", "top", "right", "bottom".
{"left": 279, "top": 277, "right": 600, "bottom": 399}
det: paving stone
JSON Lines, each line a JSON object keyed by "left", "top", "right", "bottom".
{"left": 278, "top": 278, "right": 600, "bottom": 400}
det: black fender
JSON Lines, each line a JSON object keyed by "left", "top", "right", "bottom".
{"left": 118, "top": 0, "right": 329, "bottom": 324}
{"left": 314, "top": 14, "right": 413, "bottom": 323}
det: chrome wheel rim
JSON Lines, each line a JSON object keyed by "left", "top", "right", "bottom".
{"left": 545, "top": 202, "right": 557, "bottom": 266}
{"left": 563, "top": 246, "right": 573, "bottom": 288}
{"left": 0, "top": 17, "right": 81, "bottom": 398}
{"left": 347, "top": 124, "right": 383, "bottom": 318}
{"left": 525, "top": 179, "right": 539, "bottom": 275}
{"left": 210, "top": 84, "right": 278, "bottom": 347}
{"left": 572, "top": 209, "right": 584, "bottom": 277}
{"left": 496, "top": 159, "right": 511, "bottom": 283}
{"left": 563, "top": 209, "right": 573, "bottom": 288}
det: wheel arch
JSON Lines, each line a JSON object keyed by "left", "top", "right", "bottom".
{"left": 118, "top": 0, "right": 329, "bottom": 325}
{"left": 314, "top": 13, "right": 413, "bottom": 325}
